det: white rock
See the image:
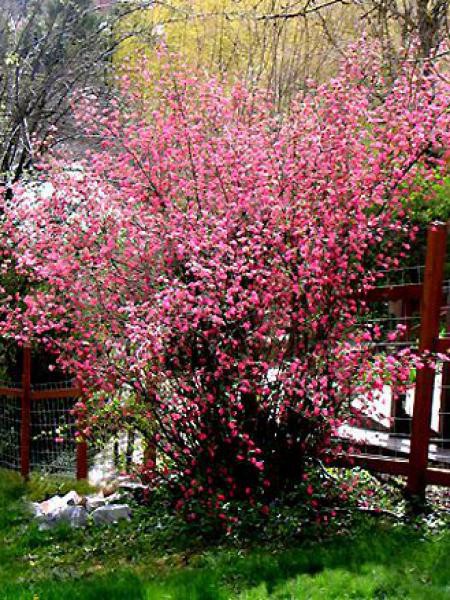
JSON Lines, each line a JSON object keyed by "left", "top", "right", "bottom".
{"left": 37, "top": 506, "right": 88, "bottom": 530}
{"left": 118, "top": 481, "right": 148, "bottom": 491}
{"left": 36, "top": 495, "right": 67, "bottom": 518}
{"left": 104, "top": 491, "right": 129, "bottom": 505}
{"left": 60, "top": 506, "right": 88, "bottom": 528}
{"left": 85, "top": 494, "right": 107, "bottom": 511}
{"left": 32, "top": 491, "right": 132, "bottom": 528}
{"left": 92, "top": 504, "right": 131, "bottom": 525}
{"left": 35, "top": 490, "right": 83, "bottom": 517}
{"left": 62, "top": 491, "right": 83, "bottom": 506}
{"left": 31, "top": 501, "right": 43, "bottom": 517}
{"left": 32, "top": 490, "right": 86, "bottom": 529}
{"left": 117, "top": 480, "right": 149, "bottom": 502}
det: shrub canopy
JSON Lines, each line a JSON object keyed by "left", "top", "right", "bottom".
{"left": 2, "top": 43, "right": 450, "bottom": 522}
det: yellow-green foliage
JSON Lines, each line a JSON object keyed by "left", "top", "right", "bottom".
{"left": 115, "top": 1, "right": 360, "bottom": 105}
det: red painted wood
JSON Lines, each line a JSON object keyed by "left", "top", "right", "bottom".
{"left": 76, "top": 440, "right": 88, "bottom": 480}
{"left": 363, "top": 284, "right": 423, "bottom": 302}
{"left": 76, "top": 392, "right": 89, "bottom": 480}
{"left": 408, "top": 223, "right": 448, "bottom": 496}
{"left": 20, "top": 346, "right": 32, "bottom": 480}
{"left": 435, "top": 338, "right": 450, "bottom": 353}
{"left": 0, "top": 386, "right": 23, "bottom": 397}
{"left": 31, "top": 387, "right": 81, "bottom": 400}
{"left": 426, "top": 467, "right": 450, "bottom": 487}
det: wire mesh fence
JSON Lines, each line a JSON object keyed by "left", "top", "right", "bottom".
{"left": 0, "top": 391, "right": 21, "bottom": 470}
{"left": 30, "top": 396, "right": 78, "bottom": 475}
{"left": 0, "top": 363, "right": 83, "bottom": 477}
{"left": 31, "top": 379, "right": 78, "bottom": 392}
{"left": 340, "top": 223, "right": 450, "bottom": 494}
{"left": 340, "top": 279, "right": 421, "bottom": 462}
{"left": 375, "top": 264, "right": 426, "bottom": 286}
{"left": 429, "top": 369, "right": 450, "bottom": 467}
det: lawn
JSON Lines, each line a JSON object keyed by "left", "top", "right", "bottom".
{"left": 0, "top": 469, "right": 449, "bottom": 599}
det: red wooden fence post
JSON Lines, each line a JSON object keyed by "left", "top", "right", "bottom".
{"left": 76, "top": 439, "right": 88, "bottom": 480}
{"left": 407, "top": 222, "right": 447, "bottom": 497}
{"left": 20, "top": 345, "right": 31, "bottom": 480}
{"left": 76, "top": 393, "right": 88, "bottom": 480}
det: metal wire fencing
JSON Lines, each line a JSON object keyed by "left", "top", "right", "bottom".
{"left": 0, "top": 386, "right": 21, "bottom": 470}
{"left": 29, "top": 395, "right": 78, "bottom": 475}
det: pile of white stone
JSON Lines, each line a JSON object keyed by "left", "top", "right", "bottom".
{"left": 31, "top": 479, "right": 148, "bottom": 530}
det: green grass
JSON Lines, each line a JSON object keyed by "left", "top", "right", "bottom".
{"left": 0, "top": 469, "right": 449, "bottom": 599}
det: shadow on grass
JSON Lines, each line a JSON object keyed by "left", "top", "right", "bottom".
{"left": 1, "top": 470, "right": 449, "bottom": 599}
{"left": 2, "top": 522, "right": 449, "bottom": 600}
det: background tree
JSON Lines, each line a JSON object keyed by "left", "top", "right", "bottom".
{"left": 0, "top": 0, "right": 153, "bottom": 196}
{"left": 363, "top": 0, "right": 449, "bottom": 60}
{"left": 115, "top": 0, "right": 449, "bottom": 109}
{"left": 115, "top": 0, "right": 360, "bottom": 107}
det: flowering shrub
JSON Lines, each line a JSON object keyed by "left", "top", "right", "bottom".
{"left": 1, "top": 44, "right": 450, "bottom": 524}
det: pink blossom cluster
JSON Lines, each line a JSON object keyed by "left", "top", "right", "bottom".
{"left": 1, "top": 43, "right": 450, "bottom": 521}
